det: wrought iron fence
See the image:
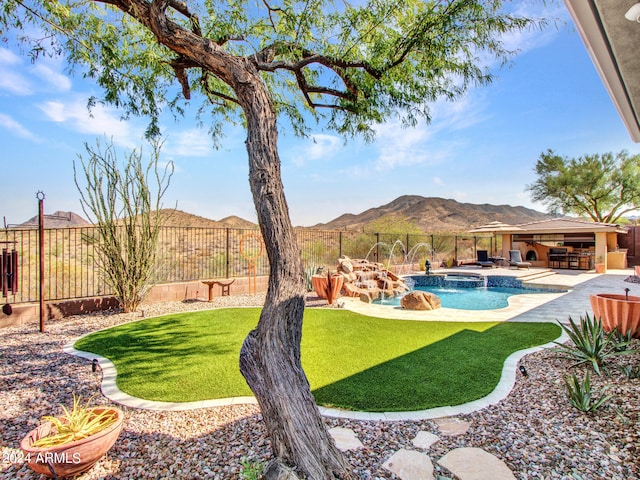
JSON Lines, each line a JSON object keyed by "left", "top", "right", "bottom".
{"left": 0, "top": 226, "right": 497, "bottom": 304}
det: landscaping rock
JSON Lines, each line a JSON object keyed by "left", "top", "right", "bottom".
{"left": 328, "top": 427, "right": 363, "bottom": 451}
{"left": 401, "top": 291, "right": 441, "bottom": 310}
{"left": 437, "top": 447, "right": 516, "bottom": 480}
{"left": 433, "top": 417, "right": 471, "bottom": 436}
{"left": 382, "top": 449, "right": 434, "bottom": 480}
{"left": 412, "top": 431, "right": 439, "bottom": 450}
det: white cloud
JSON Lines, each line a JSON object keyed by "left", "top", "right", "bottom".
{"left": 499, "top": 2, "right": 568, "bottom": 57}
{"left": 433, "top": 176, "right": 443, "bottom": 186}
{"left": 32, "top": 63, "right": 72, "bottom": 92}
{"left": 373, "top": 122, "right": 432, "bottom": 170}
{"left": 290, "top": 134, "right": 341, "bottom": 166}
{"left": 0, "top": 48, "right": 33, "bottom": 95}
{"left": 37, "top": 97, "right": 143, "bottom": 147}
{"left": 0, "top": 47, "right": 73, "bottom": 95}
{"left": 0, "top": 49, "right": 21, "bottom": 65}
{"left": 164, "top": 128, "right": 214, "bottom": 158}
{"left": 0, "top": 113, "right": 41, "bottom": 141}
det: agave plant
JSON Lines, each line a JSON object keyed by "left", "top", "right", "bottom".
{"left": 610, "top": 326, "right": 637, "bottom": 352}
{"left": 554, "top": 313, "right": 635, "bottom": 375}
{"left": 31, "top": 395, "right": 119, "bottom": 448}
{"left": 563, "top": 370, "right": 611, "bottom": 413}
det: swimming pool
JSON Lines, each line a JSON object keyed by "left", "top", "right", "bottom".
{"left": 373, "top": 274, "right": 565, "bottom": 311}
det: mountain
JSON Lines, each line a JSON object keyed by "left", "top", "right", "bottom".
{"left": 17, "top": 211, "right": 91, "bottom": 228}
{"left": 158, "top": 209, "right": 257, "bottom": 229}
{"left": 310, "top": 195, "right": 553, "bottom": 232}
{"left": 218, "top": 215, "right": 259, "bottom": 229}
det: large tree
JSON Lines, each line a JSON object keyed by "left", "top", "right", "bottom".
{"left": 2, "top": 1, "right": 536, "bottom": 477}
{"left": 528, "top": 149, "right": 640, "bottom": 223}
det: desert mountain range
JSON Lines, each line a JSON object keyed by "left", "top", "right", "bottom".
{"left": 18, "top": 196, "right": 552, "bottom": 232}
{"left": 310, "top": 195, "right": 552, "bottom": 232}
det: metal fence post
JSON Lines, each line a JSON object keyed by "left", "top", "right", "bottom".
{"left": 37, "top": 191, "right": 45, "bottom": 333}
{"left": 225, "top": 228, "right": 230, "bottom": 279}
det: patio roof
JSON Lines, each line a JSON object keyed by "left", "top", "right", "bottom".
{"left": 467, "top": 221, "right": 523, "bottom": 233}
{"left": 469, "top": 218, "right": 628, "bottom": 235}
{"left": 514, "top": 218, "right": 628, "bottom": 234}
{"left": 564, "top": 0, "right": 640, "bottom": 142}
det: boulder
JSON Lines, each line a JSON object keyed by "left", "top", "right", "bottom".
{"left": 401, "top": 291, "right": 441, "bottom": 310}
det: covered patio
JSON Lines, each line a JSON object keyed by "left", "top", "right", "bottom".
{"left": 470, "top": 218, "right": 629, "bottom": 272}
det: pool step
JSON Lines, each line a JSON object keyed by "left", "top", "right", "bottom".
{"left": 516, "top": 269, "right": 557, "bottom": 282}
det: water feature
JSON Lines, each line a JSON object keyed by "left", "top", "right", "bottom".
{"left": 399, "top": 242, "right": 432, "bottom": 274}
{"left": 443, "top": 273, "right": 488, "bottom": 288}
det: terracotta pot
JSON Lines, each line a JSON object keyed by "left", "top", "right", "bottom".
{"left": 311, "top": 275, "right": 328, "bottom": 299}
{"left": 590, "top": 293, "right": 640, "bottom": 338}
{"left": 595, "top": 263, "right": 606, "bottom": 274}
{"left": 311, "top": 274, "right": 343, "bottom": 304}
{"left": 20, "top": 407, "right": 124, "bottom": 478}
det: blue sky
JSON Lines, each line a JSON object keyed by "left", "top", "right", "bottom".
{"left": 1, "top": 1, "right": 640, "bottom": 228}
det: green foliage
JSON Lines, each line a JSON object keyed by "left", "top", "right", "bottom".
{"left": 610, "top": 327, "right": 637, "bottom": 352}
{"left": 1, "top": 0, "right": 539, "bottom": 142}
{"left": 619, "top": 364, "right": 640, "bottom": 380}
{"left": 554, "top": 314, "right": 635, "bottom": 375}
{"left": 240, "top": 458, "right": 265, "bottom": 480}
{"left": 365, "top": 214, "right": 424, "bottom": 235}
{"left": 527, "top": 150, "right": 640, "bottom": 223}
{"left": 74, "top": 137, "right": 174, "bottom": 312}
{"left": 563, "top": 370, "right": 611, "bottom": 413}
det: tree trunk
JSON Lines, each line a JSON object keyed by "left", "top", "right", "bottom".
{"left": 236, "top": 65, "right": 351, "bottom": 479}
{"left": 100, "top": 3, "right": 350, "bottom": 474}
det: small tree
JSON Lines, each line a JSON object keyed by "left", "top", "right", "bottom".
{"left": 527, "top": 149, "right": 640, "bottom": 223}
{"left": 74, "top": 138, "right": 174, "bottom": 312}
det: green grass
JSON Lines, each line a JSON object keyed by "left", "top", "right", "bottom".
{"left": 75, "top": 309, "right": 560, "bottom": 412}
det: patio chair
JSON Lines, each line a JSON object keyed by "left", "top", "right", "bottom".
{"left": 476, "top": 250, "right": 496, "bottom": 268}
{"left": 509, "top": 250, "right": 531, "bottom": 269}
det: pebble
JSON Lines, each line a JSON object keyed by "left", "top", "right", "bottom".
{"left": 1, "top": 294, "right": 638, "bottom": 479}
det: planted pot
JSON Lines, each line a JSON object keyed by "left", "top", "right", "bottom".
{"left": 20, "top": 406, "right": 124, "bottom": 478}
{"left": 311, "top": 274, "right": 344, "bottom": 304}
{"left": 590, "top": 293, "right": 640, "bottom": 338}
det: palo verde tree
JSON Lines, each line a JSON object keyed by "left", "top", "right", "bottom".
{"left": 2, "top": 1, "right": 537, "bottom": 477}
{"left": 527, "top": 149, "right": 640, "bottom": 223}
{"left": 74, "top": 138, "right": 174, "bottom": 313}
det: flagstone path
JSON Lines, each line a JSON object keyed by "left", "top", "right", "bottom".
{"left": 329, "top": 418, "right": 516, "bottom": 480}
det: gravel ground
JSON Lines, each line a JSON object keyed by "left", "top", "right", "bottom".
{"left": 1, "top": 294, "right": 638, "bottom": 479}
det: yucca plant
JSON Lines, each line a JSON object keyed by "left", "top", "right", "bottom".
{"left": 31, "top": 395, "right": 119, "bottom": 448}
{"left": 554, "top": 314, "right": 634, "bottom": 374}
{"left": 563, "top": 371, "right": 611, "bottom": 413}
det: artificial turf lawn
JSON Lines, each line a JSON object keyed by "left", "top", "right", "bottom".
{"left": 74, "top": 308, "right": 560, "bottom": 411}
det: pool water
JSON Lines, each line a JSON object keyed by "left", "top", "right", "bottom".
{"left": 376, "top": 286, "right": 548, "bottom": 310}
